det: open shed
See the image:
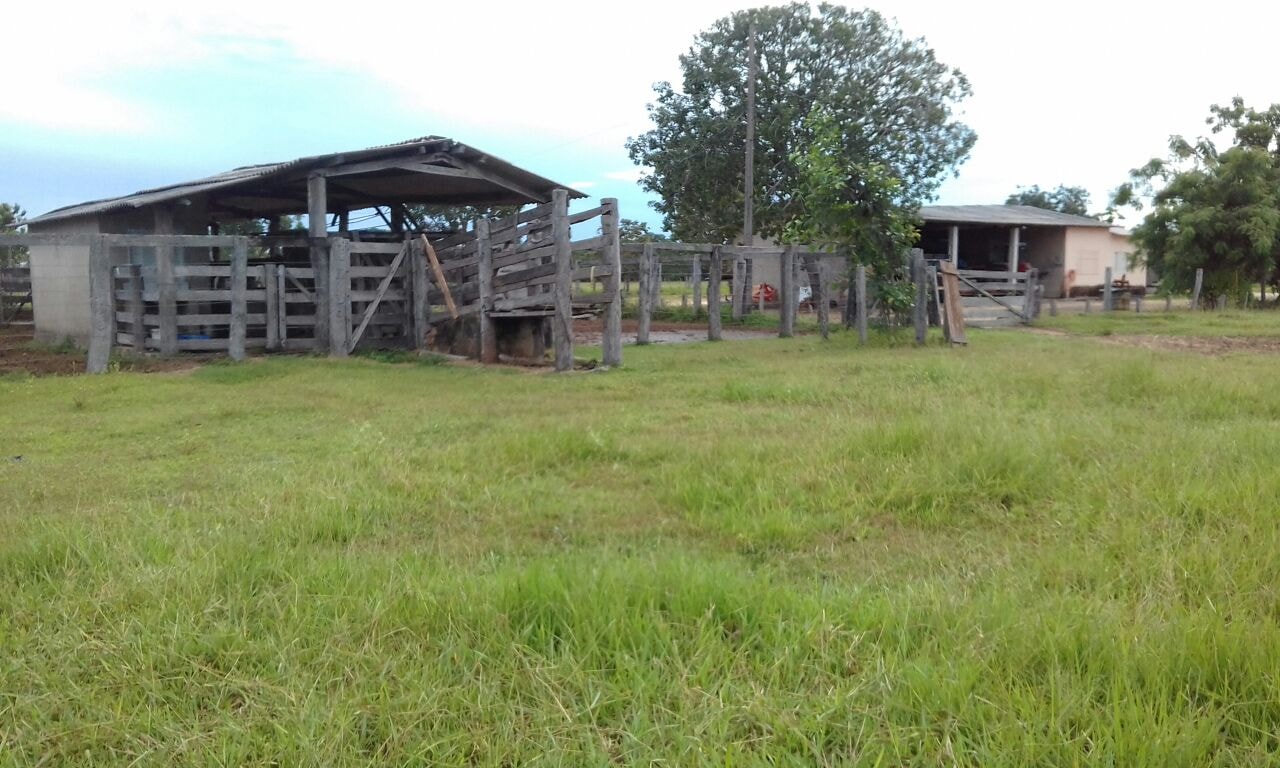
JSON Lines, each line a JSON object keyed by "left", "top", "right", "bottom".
{"left": 917, "top": 205, "right": 1143, "bottom": 299}
{"left": 23, "top": 136, "right": 583, "bottom": 345}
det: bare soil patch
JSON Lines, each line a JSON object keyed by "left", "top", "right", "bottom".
{"left": 573, "top": 317, "right": 773, "bottom": 346}
{"left": 1028, "top": 327, "right": 1280, "bottom": 356}
{"left": 0, "top": 325, "right": 205, "bottom": 377}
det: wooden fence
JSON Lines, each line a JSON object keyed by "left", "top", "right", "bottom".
{"left": 1, "top": 266, "right": 31, "bottom": 325}
{"left": 0, "top": 190, "right": 622, "bottom": 373}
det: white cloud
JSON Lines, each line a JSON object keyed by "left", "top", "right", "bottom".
{"left": 5, "top": 0, "right": 1280, "bottom": 209}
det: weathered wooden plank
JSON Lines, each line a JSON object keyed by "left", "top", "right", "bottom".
{"left": 1191, "top": 268, "right": 1204, "bottom": 310}
{"left": 410, "top": 239, "right": 430, "bottom": 349}
{"left": 552, "top": 189, "right": 573, "bottom": 372}
{"left": 229, "top": 238, "right": 248, "bottom": 361}
{"left": 477, "top": 219, "right": 497, "bottom": 363}
{"left": 637, "top": 242, "right": 654, "bottom": 344}
{"left": 173, "top": 265, "right": 232, "bottom": 278}
{"left": 421, "top": 235, "right": 458, "bottom": 319}
{"left": 264, "top": 264, "right": 280, "bottom": 351}
{"left": 939, "top": 261, "right": 968, "bottom": 345}
{"left": 1103, "top": 266, "right": 1114, "bottom": 311}
{"left": 691, "top": 255, "right": 703, "bottom": 316}
{"left": 347, "top": 242, "right": 408, "bottom": 255}
{"left": 348, "top": 243, "right": 408, "bottom": 353}
{"left": 912, "top": 250, "right": 927, "bottom": 345}
{"left": 570, "top": 235, "right": 608, "bottom": 252}
{"left": 567, "top": 205, "right": 606, "bottom": 226}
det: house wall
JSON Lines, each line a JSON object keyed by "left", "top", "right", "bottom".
{"left": 1020, "top": 228, "right": 1067, "bottom": 297}
{"left": 28, "top": 217, "right": 100, "bottom": 346}
{"left": 1064, "top": 227, "right": 1144, "bottom": 294}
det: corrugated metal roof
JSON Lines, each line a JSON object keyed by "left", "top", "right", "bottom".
{"left": 26, "top": 136, "right": 583, "bottom": 226}
{"left": 919, "top": 205, "right": 1110, "bottom": 228}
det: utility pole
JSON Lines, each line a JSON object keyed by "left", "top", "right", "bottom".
{"left": 743, "top": 20, "right": 757, "bottom": 246}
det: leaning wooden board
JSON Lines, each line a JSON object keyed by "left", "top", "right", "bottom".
{"left": 938, "top": 262, "right": 968, "bottom": 345}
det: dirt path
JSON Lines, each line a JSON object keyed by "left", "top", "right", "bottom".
{"left": 1028, "top": 327, "right": 1280, "bottom": 356}
{"left": 0, "top": 325, "right": 204, "bottom": 376}
{"left": 573, "top": 318, "right": 773, "bottom": 346}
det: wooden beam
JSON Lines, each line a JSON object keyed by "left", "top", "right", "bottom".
{"left": 476, "top": 219, "right": 496, "bottom": 363}
{"left": 329, "top": 237, "right": 352, "bottom": 356}
{"left": 708, "top": 246, "right": 723, "bottom": 341}
{"left": 420, "top": 235, "right": 458, "bottom": 319}
{"left": 154, "top": 206, "right": 178, "bottom": 355}
{"left": 449, "top": 158, "right": 548, "bottom": 202}
{"left": 551, "top": 189, "right": 574, "bottom": 371}
{"left": 601, "top": 198, "right": 623, "bottom": 367}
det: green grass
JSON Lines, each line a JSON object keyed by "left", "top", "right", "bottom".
{"left": 4, "top": 321, "right": 1280, "bottom": 764}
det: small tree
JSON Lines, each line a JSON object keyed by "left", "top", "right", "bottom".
{"left": 784, "top": 109, "right": 918, "bottom": 324}
{"left": 1114, "top": 98, "right": 1280, "bottom": 304}
{"left": 1006, "top": 185, "right": 1092, "bottom": 217}
{"left": 618, "top": 219, "right": 669, "bottom": 243}
{"left": 0, "top": 203, "right": 27, "bottom": 268}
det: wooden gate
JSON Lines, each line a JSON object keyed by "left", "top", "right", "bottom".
{"left": 938, "top": 267, "right": 1040, "bottom": 327}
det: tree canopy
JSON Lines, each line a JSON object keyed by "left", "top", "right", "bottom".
{"left": 618, "top": 219, "right": 669, "bottom": 243}
{"left": 1113, "top": 98, "right": 1280, "bottom": 301}
{"left": 1006, "top": 185, "right": 1092, "bottom": 217}
{"left": 1, "top": 203, "right": 27, "bottom": 268}
{"left": 626, "top": 3, "right": 975, "bottom": 243}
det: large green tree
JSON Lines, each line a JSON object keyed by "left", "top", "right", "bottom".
{"left": 626, "top": 3, "right": 975, "bottom": 243}
{"left": 1006, "top": 185, "right": 1092, "bottom": 217}
{"left": 1114, "top": 99, "right": 1280, "bottom": 302}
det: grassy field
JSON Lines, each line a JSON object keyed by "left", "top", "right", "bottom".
{"left": 3, "top": 319, "right": 1280, "bottom": 765}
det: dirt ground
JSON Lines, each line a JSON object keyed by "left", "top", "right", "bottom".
{"left": 1030, "top": 327, "right": 1280, "bottom": 356}
{"left": 0, "top": 325, "right": 203, "bottom": 377}
{"left": 572, "top": 317, "right": 774, "bottom": 346}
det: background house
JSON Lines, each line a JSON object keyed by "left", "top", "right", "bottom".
{"left": 918, "top": 205, "right": 1143, "bottom": 298}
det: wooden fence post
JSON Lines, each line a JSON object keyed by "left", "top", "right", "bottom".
{"left": 1049, "top": 298, "right": 1058, "bottom": 317}
{"left": 327, "top": 237, "right": 350, "bottom": 357}
{"left": 708, "top": 246, "right": 723, "bottom": 341}
{"left": 912, "top": 250, "right": 927, "bottom": 343}
{"left": 1164, "top": 295, "right": 1172, "bottom": 313}
{"left": 1135, "top": 294, "right": 1143, "bottom": 313}
{"left": 410, "top": 238, "right": 430, "bottom": 349}
{"left": 691, "top": 254, "right": 703, "bottom": 317}
{"left": 1021, "top": 267, "right": 1039, "bottom": 323}
{"left": 731, "top": 254, "right": 746, "bottom": 321}
{"left": 156, "top": 239, "right": 177, "bottom": 355}
{"left": 1191, "top": 268, "right": 1204, "bottom": 310}
{"left": 601, "top": 198, "right": 623, "bottom": 368}
{"left": 275, "top": 265, "right": 288, "bottom": 349}
{"left": 477, "top": 218, "right": 496, "bottom": 363}
{"left": 264, "top": 263, "right": 280, "bottom": 351}
{"left": 855, "top": 264, "right": 868, "bottom": 345}
{"left": 127, "top": 264, "right": 145, "bottom": 352}
{"left": 86, "top": 235, "right": 113, "bottom": 373}
{"left": 652, "top": 260, "right": 663, "bottom": 308}
{"left": 779, "top": 247, "right": 794, "bottom": 338}
{"left": 637, "top": 242, "right": 654, "bottom": 344}
{"left": 229, "top": 237, "right": 248, "bottom": 361}
{"left": 1103, "top": 266, "right": 1114, "bottom": 311}
{"left": 1085, "top": 298, "right": 1092, "bottom": 314}
{"left": 552, "top": 189, "right": 574, "bottom": 372}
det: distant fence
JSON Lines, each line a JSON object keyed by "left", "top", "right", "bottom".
{"left": 1, "top": 266, "right": 31, "bottom": 325}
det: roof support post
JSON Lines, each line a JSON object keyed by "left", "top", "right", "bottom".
{"left": 948, "top": 225, "right": 959, "bottom": 265}
{"left": 1007, "top": 226, "right": 1021, "bottom": 287}
{"left": 308, "top": 173, "right": 330, "bottom": 350}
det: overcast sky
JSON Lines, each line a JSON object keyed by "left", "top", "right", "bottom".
{"left": 2, "top": 0, "right": 1275, "bottom": 229}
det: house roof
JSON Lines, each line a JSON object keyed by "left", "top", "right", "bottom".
{"left": 919, "top": 204, "right": 1111, "bottom": 228}
{"left": 26, "top": 136, "right": 584, "bottom": 226}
